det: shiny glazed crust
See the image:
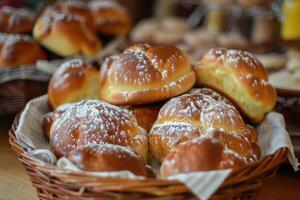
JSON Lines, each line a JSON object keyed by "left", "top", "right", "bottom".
{"left": 149, "top": 89, "right": 259, "bottom": 162}
{"left": 33, "top": 8, "right": 101, "bottom": 56}
{"left": 0, "top": 34, "right": 47, "bottom": 67}
{"left": 0, "top": 6, "right": 35, "bottom": 33}
{"left": 67, "top": 144, "right": 150, "bottom": 176}
{"left": 161, "top": 137, "right": 246, "bottom": 177}
{"left": 48, "top": 59, "right": 100, "bottom": 109}
{"left": 50, "top": 100, "right": 148, "bottom": 160}
{"left": 194, "top": 48, "right": 277, "bottom": 123}
{"left": 99, "top": 43, "right": 196, "bottom": 105}
{"left": 89, "top": 0, "right": 131, "bottom": 36}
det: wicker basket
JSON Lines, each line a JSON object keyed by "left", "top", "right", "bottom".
{"left": 0, "top": 80, "right": 48, "bottom": 115}
{"left": 9, "top": 115, "right": 288, "bottom": 200}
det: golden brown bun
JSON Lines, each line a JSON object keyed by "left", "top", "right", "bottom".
{"left": 0, "top": 34, "right": 47, "bottom": 67}
{"left": 194, "top": 48, "right": 277, "bottom": 123}
{"left": 99, "top": 43, "right": 196, "bottom": 105}
{"left": 55, "top": 0, "right": 95, "bottom": 32}
{"left": 48, "top": 59, "right": 100, "bottom": 109}
{"left": 161, "top": 137, "right": 246, "bottom": 177}
{"left": 0, "top": 6, "right": 35, "bottom": 33}
{"left": 33, "top": 8, "right": 101, "bottom": 56}
{"left": 67, "top": 144, "right": 150, "bottom": 176}
{"left": 89, "top": 0, "right": 131, "bottom": 36}
{"left": 50, "top": 100, "right": 148, "bottom": 160}
{"left": 42, "top": 103, "right": 73, "bottom": 139}
{"left": 149, "top": 90, "right": 259, "bottom": 162}
{"left": 128, "top": 102, "right": 163, "bottom": 132}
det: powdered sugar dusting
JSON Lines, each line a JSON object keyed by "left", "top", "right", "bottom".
{"left": 51, "top": 100, "right": 147, "bottom": 157}
{"left": 150, "top": 91, "right": 256, "bottom": 160}
{"left": 107, "top": 44, "right": 189, "bottom": 87}
{"left": 0, "top": 6, "right": 34, "bottom": 30}
{"left": 0, "top": 33, "right": 33, "bottom": 46}
{"left": 206, "top": 48, "right": 260, "bottom": 69}
{"left": 42, "top": 9, "right": 84, "bottom": 33}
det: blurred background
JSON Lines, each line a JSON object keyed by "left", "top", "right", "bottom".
{"left": 0, "top": 0, "right": 299, "bottom": 153}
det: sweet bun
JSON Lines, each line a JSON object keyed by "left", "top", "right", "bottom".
{"left": 50, "top": 100, "right": 148, "bottom": 160}
{"left": 67, "top": 144, "right": 150, "bottom": 177}
{"left": 128, "top": 103, "right": 162, "bottom": 132}
{"left": 42, "top": 103, "right": 73, "bottom": 139}
{"left": 194, "top": 48, "right": 277, "bottom": 123}
{"left": 99, "top": 43, "right": 196, "bottom": 105}
{"left": 48, "top": 59, "right": 100, "bottom": 109}
{"left": 55, "top": 0, "right": 95, "bottom": 32}
{"left": 0, "top": 6, "right": 35, "bottom": 33}
{"left": 89, "top": 0, "right": 131, "bottom": 36}
{"left": 149, "top": 92, "right": 259, "bottom": 162}
{"left": 0, "top": 34, "right": 47, "bottom": 67}
{"left": 33, "top": 8, "right": 101, "bottom": 56}
{"left": 161, "top": 137, "right": 246, "bottom": 177}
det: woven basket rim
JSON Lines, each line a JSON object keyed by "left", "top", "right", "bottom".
{"left": 9, "top": 112, "right": 288, "bottom": 197}
{"left": 9, "top": 113, "right": 288, "bottom": 182}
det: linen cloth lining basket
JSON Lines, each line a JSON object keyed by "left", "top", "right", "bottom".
{"left": 9, "top": 114, "right": 288, "bottom": 200}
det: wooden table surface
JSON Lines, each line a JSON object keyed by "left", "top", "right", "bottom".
{"left": 0, "top": 115, "right": 300, "bottom": 200}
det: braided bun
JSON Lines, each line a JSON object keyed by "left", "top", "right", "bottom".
{"left": 48, "top": 59, "right": 100, "bottom": 109}
{"left": 55, "top": 0, "right": 95, "bottom": 32}
{"left": 0, "top": 34, "right": 47, "bottom": 67}
{"left": 194, "top": 48, "right": 277, "bottom": 123}
{"left": 42, "top": 103, "right": 73, "bottom": 139}
{"left": 89, "top": 0, "right": 131, "bottom": 36}
{"left": 161, "top": 136, "right": 246, "bottom": 177}
{"left": 67, "top": 144, "right": 152, "bottom": 177}
{"left": 33, "top": 8, "right": 101, "bottom": 56}
{"left": 50, "top": 100, "right": 148, "bottom": 160}
{"left": 149, "top": 89, "right": 259, "bottom": 162}
{"left": 99, "top": 43, "right": 196, "bottom": 105}
{"left": 0, "top": 6, "right": 35, "bottom": 33}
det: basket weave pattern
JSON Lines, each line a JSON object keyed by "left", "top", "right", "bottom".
{"left": 0, "top": 80, "right": 48, "bottom": 114}
{"left": 9, "top": 116, "right": 287, "bottom": 200}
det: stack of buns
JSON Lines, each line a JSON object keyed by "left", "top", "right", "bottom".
{"left": 33, "top": 0, "right": 131, "bottom": 57}
{"left": 44, "top": 44, "right": 276, "bottom": 177}
{"left": 0, "top": 0, "right": 131, "bottom": 67}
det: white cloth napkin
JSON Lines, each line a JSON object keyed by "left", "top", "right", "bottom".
{"left": 14, "top": 96, "right": 299, "bottom": 200}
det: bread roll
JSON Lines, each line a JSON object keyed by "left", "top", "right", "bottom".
{"left": 55, "top": 0, "right": 95, "bottom": 32}
{"left": 128, "top": 103, "right": 162, "bottom": 132}
{"left": 0, "top": 34, "right": 47, "bottom": 67}
{"left": 89, "top": 0, "right": 131, "bottom": 36}
{"left": 0, "top": 6, "right": 35, "bottom": 33}
{"left": 48, "top": 59, "right": 100, "bottom": 109}
{"left": 99, "top": 43, "right": 196, "bottom": 105}
{"left": 67, "top": 144, "right": 151, "bottom": 177}
{"left": 33, "top": 8, "right": 101, "bottom": 56}
{"left": 50, "top": 100, "right": 148, "bottom": 160}
{"left": 161, "top": 137, "right": 246, "bottom": 177}
{"left": 194, "top": 48, "right": 277, "bottom": 123}
{"left": 42, "top": 103, "right": 73, "bottom": 139}
{"left": 149, "top": 91, "right": 259, "bottom": 162}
